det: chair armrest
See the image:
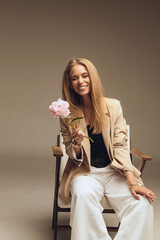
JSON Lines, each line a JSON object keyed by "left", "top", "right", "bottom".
{"left": 52, "top": 146, "right": 63, "bottom": 157}
{"left": 130, "top": 148, "right": 152, "bottom": 174}
{"left": 131, "top": 149, "right": 152, "bottom": 161}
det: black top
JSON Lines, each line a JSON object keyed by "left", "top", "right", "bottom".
{"left": 87, "top": 125, "right": 111, "bottom": 168}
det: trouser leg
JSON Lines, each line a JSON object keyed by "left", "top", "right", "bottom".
{"left": 70, "top": 174, "right": 112, "bottom": 240}
{"left": 103, "top": 165, "right": 154, "bottom": 240}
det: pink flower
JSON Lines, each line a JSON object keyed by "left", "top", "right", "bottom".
{"left": 49, "top": 98, "right": 94, "bottom": 142}
{"left": 49, "top": 98, "right": 70, "bottom": 118}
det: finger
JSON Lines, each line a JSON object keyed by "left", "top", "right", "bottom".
{"left": 131, "top": 186, "right": 156, "bottom": 202}
{"left": 150, "top": 196, "right": 156, "bottom": 202}
{"left": 145, "top": 191, "right": 156, "bottom": 202}
{"left": 74, "top": 136, "right": 80, "bottom": 140}
{"left": 72, "top": 129, "right": 81, "bottom": 138}
{"left": 145, "top": 194, "right": 156, "bottom": 203}
{"left": 143, "top": 189, "right": 156, "bottom": 202}
{"left": 145, "top": 190, "right": 155, "bottom": 197}
{"left": 138, "top": 186, "right": 155, "bottom": 197}
{"left": 73, "top": 133, "right": 84, "bottom": 145}
{"left": 145, "top": 195, "right": 152, "bottom": 203}
{"left": 145, "top": 186, "right": 155, "bottom": 194}
{"left": 131, "top": 190, "right": 140, "bottom": 200}
{"left": 77, "top": 135, "right": 84, "bottom": 142}
{"left": 77, "top": 130, "right": 85, "bottom": 138}
{"left": 147, "top": 190, "right": 156, "bottom": 196}
{"left": 71, "top": 131, "right": 78, "bottom": 138}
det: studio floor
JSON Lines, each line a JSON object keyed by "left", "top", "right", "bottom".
{"left": 0, "top": 155, "right": 159, "bottom": 240}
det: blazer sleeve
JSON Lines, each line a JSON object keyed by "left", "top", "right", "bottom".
{"left": 111, "top": 100, "right": 141, "bottom": 178}
{"left": 59, "top": 117, "right": 84, "bottom": 167}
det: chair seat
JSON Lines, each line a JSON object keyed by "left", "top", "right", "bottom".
{"left": 58, "top": 195, "right": 113, "bottom": 209}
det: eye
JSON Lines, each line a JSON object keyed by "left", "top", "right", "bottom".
{"left": 83, "top": 74, "right": 88, "bottom": 78}
{"left": 71, "top": 77, "right": 78, "bottom": 81}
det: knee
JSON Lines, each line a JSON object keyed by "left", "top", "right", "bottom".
{"left": 140, "top": 196, "right": 153, "bottom": 210}
{"left": 72, "top": 185, "right": 93, "bottom": 201}
{"left": 135, "top": 196, "right": 153, "bottom": 217}
{"left": 70, "top": 179, "right": 103, "bottom": 213}
{"left": 138, "top": 195, "right": 151, "bottom": 206}
{"left": 71, "top": 176, "right": 94, "bottom": 201}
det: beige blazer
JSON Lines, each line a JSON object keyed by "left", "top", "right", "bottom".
{"left": 59, "top": 98, "right": 142, "bottom": 205}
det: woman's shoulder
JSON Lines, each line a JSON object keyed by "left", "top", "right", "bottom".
{"left": 103, "top": 97, "right": 121, "bottom": 108}
{"left": 103, "top": 97, "right": 123, "bottom": 117}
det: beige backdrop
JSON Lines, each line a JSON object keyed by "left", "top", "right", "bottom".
{"left": 0, "top": 1, "right": 160, "bottom": 239}
{"left": 1, "top": 0, "right": 160, "bottom": 161}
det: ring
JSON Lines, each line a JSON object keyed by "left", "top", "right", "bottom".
{"left": 147, "top": 191, "right": 150, "bottom": 194}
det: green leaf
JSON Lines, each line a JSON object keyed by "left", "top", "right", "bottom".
{"left": 71, "top": 117, "right": 84, "bottom": 124}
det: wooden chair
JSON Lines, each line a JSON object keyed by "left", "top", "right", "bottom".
{"left": 51, "top": 126, "right": 152, "bottom": 240}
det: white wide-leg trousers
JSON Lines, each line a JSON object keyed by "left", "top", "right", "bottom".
{"left": 70, "top": 165, "right": 153, "bottom": 240}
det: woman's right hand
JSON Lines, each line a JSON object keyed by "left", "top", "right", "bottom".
{"left": 71, "top": 128, "right": 85, "bottom": 146}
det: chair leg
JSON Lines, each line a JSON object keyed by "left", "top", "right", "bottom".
{"left": 52, "top": 195, "right": 55, "bottom": 229}
{"left": 52, "top": 151, "right": 61, "bottom": 239}
{"left": 52, "top": 196, "right": 57, "bottom": 229}
{"left": 52, "top": 204, "right": 58, "bottom": 240}
{"left": 54, "top": 222, "right": 58, "bottom": 240}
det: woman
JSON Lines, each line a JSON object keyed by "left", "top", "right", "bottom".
{"left": 59, "top": 58, "right": 155, "bottom": 240}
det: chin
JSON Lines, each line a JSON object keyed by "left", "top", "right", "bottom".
{"left": 79, "top": 91, "right": 90, "bottom": 96}
{"left": 77, "top": 89, "right": 90, "bottom": 95}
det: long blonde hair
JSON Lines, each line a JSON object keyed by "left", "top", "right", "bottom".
{"left": 62, "top": 58, "right": 106, "bottom": 133}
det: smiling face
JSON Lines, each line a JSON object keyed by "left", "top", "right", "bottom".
{"left": 70, "top": 64, "right": 91, "bottom": 97}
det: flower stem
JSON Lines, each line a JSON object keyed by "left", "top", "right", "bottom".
{"left": 84, "top": 136, "right": 94, "bottom": 143}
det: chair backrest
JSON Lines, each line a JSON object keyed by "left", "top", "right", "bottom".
{"left": 59, "top": 132, "right": 68, "bottom": 180}
{"left": 59, "top": 125, "right": 130, "bottom": 180}
{"left": 126, "top": 125, "right": 130, "bottom": 150}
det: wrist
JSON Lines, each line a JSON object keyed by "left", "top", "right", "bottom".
{"left": 129, "top": 183, "right": 138, "bottom": 190}
{"left": 129, "top": 181, "right": 143, "bottom": 190}
{"left": 124, "top": 171, "right": 137, "bottom": 185}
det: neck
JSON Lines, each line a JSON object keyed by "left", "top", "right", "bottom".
{"left": 81, "top": 95, "right": 92, "bottom": 108}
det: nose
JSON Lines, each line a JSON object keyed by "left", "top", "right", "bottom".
{"left": 78, "top": 76, "right": 84, "bottom": 83}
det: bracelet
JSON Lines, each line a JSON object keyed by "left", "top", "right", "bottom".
{"left": 129, "top": 183, "right": 139, "bottom": 190}
{"left": 129, "top": 181, "right": 143, "bottom": 190}
{"left": 72, "top": 138, "right": 82, "bottom": 148}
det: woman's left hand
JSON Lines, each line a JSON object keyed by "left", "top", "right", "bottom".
{"left": 130, "top": 185, "right": 156, "bottom": 202}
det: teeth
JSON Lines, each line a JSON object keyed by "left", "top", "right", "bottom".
{"left": 79, "top": 86, "right": 87, "bottom": 89}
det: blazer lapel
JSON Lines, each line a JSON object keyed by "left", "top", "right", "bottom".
{"left": 102, "top": 102, "right": 113, "bottom": 161}
{"left": 102, "top": 114, "right": 111, "bottom": 157}
{"left": 78, "top": 111, "right": 91, "bottom": 164}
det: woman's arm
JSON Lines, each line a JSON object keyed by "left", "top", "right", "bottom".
{"left": 124, "top": 170, "right": 156, "bottom": 202}
{"left": 60, "top": 118, "right": 85, "bottom": 165}
{"left": 71, "top": 128, "right": 85, "bottom": 158}
{"left": 111, "top": 100, "right": 156, "bottom": 202}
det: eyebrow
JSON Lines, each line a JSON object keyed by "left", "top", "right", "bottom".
{"left": 71, "top": 72, "right": 88, "bottom": 77}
